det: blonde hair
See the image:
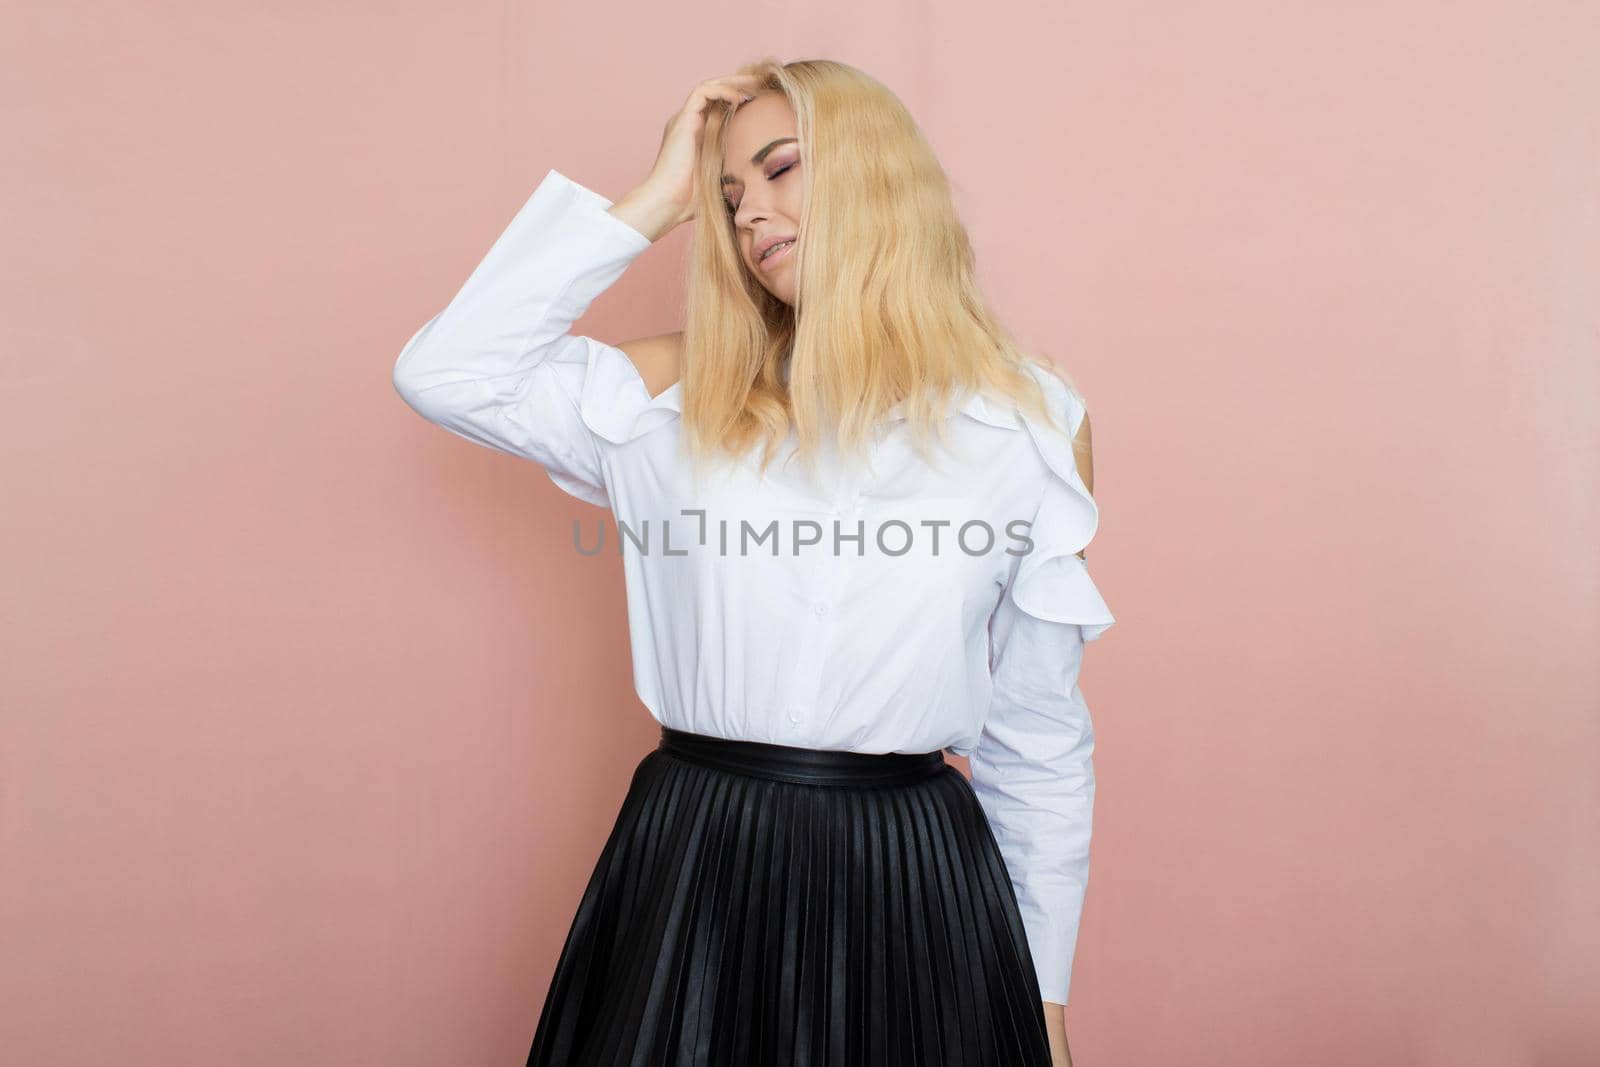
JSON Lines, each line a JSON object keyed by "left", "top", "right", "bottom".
{"left": 681, "top": 57, "right": 1084, "bottom": 486}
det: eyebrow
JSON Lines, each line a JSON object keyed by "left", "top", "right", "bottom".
{"left": 720, "top": 138, "right": 798, "bottom": 187}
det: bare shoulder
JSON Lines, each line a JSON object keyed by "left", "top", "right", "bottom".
{"left": 1025, "top": 362, "right": 1097, "bottom": 563}
{"left": 1022, "top": 359, "right": 1095, "bottom": 494}
{"left": 1074, "top": 409, "right": 1093, "bottom": 495}
{"left": 615, "top": 331, "right": 684, "bottom": 400}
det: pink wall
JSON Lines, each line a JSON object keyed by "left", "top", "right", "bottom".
{"left": 3, "top": 3, "right": 1596, "bottom": 1064}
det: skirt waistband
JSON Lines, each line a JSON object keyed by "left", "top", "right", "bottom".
{"left": 657, "top": 726, "right": 947, "bottom": 787}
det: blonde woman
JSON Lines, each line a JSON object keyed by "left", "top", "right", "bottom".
{"left": 393, "top": 58, "right": 1111, "bottom": 1067}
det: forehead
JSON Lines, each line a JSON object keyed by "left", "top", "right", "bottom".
{"left": 720, "top": 94, "right": 798, "bottom": 176}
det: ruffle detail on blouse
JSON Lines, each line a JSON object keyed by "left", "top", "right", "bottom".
{"left": 1008, "top": 369, "right": 1116, "bottom": 642}
{"left": 577, "top": 338, "right": 684, "bottom": 445}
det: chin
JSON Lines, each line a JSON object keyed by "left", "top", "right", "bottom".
{"left": 753, "top": 276, "right": 795, "bottom": 306}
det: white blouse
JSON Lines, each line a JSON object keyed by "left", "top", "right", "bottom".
{"left": 391, "top": 168, "right": 1115, "bottom": 1006}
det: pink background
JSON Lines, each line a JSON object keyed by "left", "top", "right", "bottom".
{"left": 4, "top": 3, "right": 1597, "bottom": 1065}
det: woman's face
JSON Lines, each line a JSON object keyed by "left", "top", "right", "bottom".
{"left": 720, "top": 92, "right": 805, "bottom": 306}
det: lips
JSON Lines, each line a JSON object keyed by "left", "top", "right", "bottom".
{"left": 755, "top": 239, "right": 793, "bottom": 271}
{"left": 755, "top": 233, "right": 796, "bottom": 261}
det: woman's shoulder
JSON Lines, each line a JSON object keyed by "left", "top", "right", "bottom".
{"left": 615, "top": 331, "right": 684, "bottom": 401}
{"left": 570, "top": 332, "right": 683, "bottom": 446}
{"left": 1012, "top": 358, "right": 1089, "bottom": 440}
{"left": 1001, "top": 359, "right": 1113, "bottom": 640}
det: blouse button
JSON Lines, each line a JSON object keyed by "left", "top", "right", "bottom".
{"left": 787, "top": 707, "right": 802, "bottom": 723}
{"left": 813, "top": 601, "right": 829, "bottom": 616}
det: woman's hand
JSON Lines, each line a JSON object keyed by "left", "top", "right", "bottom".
{"left": 608, "top": 73, "right": 766, "bottom": 242}
{"left": 1043, "top": 1000, "right": 1075, "bottom": 1066}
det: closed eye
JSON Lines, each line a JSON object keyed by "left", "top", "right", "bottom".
{"left": 724, "top": 161, "right": 796, "bottom": 214}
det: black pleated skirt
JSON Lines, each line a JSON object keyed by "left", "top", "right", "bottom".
{"left": 526, "top": 725, "right": 1052, "bottom": 1067}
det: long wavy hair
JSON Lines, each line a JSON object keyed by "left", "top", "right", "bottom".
{"left": 680, "top": 57, "right": 1083, "bottom": 485}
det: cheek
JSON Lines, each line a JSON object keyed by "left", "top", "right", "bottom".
{"left": 781, "top": 178, "right": 807, "bottom": 222}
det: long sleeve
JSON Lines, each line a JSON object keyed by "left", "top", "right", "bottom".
{"left": 391, "top": 168, "right": 654, "bottom": 508}
{"left": 970, "top": 588, "right": 1097, "bottom": 1006}
{"left": 967, "top": 377, "right": 1114, "bottom": 1007}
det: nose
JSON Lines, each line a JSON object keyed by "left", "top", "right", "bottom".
{"left": 735, "top": 187, "right": 773, "bottom": 229}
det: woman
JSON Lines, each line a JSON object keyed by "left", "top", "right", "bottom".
{"left": 393, "top": 58, "right": 1112, "bottom": 1067}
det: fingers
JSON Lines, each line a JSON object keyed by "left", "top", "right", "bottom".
{"left": 684, "top": 73, "right": 762, "bottom": 114}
